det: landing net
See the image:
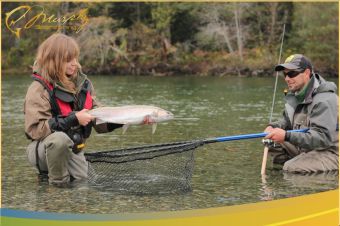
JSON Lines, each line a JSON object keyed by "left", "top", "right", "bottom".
{"left": 85, "top": 140, "right": 205, "bottom": 194}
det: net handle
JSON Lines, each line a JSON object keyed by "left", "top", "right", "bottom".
{"left": 203, "top": 129, "right": 308, "bottom": 144}
{"left": 85, "top": 129, "right": 308, "bottom": 163}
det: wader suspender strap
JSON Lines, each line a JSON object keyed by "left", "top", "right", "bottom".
{"left": 35, "top": 140, "right": 48, "bottom": 175}
{"left": 32, "top": 74, "right": 60, "bottom": 116}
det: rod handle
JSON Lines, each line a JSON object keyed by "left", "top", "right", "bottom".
{"left": 261, "top": 146, "right": 269, "bottom": 175}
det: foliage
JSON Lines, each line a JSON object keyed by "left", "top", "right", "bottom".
{"left": 1, "top": 2, "right": 338, "bottom": 76}
{"left": 76, "top": 16, "right": 128, "bottom": 73}
{"left": 289, "top": 3, "right": 338, "bottom": 73}
{"left": 151, "top": 3, "right": 175, "bottom": 37}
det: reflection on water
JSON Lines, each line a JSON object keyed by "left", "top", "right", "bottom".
{"left": 2, "top": 75, "right": 338, "bottom": 214}
{"left": 283, "top": 171, "right": 339, "bottom": 188}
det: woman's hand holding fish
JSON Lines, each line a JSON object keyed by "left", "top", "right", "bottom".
{"left": 76, "top": 109, "right": 95, "bottom": 126}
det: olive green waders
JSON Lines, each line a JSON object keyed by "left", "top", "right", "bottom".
{"left": 26, "top": 132, "right": 88, "bottom": 184}
{"left": 268, "top": 142, "right": 338, "bottom": 173}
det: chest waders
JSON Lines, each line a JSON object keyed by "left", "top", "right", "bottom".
{"left": 31, "top": 73, "right": 93, "bottom": 175}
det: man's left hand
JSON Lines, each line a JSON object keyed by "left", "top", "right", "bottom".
{"left": 265, "top": 128, "right": 286, "bottom": 143}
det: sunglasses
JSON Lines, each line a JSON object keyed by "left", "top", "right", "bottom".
{"left": 283, "top": 69, "right": 305, "bottom": 78}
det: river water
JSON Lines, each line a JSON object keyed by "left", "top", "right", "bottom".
{"left": 1, "top": 74, "right": 338, "bottom": 214}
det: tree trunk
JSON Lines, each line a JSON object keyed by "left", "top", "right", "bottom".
{"left": 136, "top": 2, "right": 140, "bottom": 23}
{"left": 58, "top": 3, "right": 69, "bottom": 33}
{"left": 212, "top": 5, "right": 234, "bottom": 53}
{"left": 256, "top": 3, "right": 264, "bottom": 46}
{"left": 221, "top": 22, "right": 234, "bottom": 53}
{"left": 267, "top": 2, "right": 278, "bottom": 47}
{"left": 234, "top": 3, "right": 243, "bottom": 61}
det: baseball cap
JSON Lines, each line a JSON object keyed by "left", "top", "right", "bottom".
{"left": 275, "top": 54, "right": 313, "bottom": 71}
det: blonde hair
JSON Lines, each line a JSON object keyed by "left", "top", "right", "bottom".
{"left": 34, "top": 33, "right": 81, "bottom": 91}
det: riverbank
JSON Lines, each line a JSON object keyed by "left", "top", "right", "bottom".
{"left": 3, "top": 65, "right": 338, "bottom": 77}
{"left": 80, "top": 50, "right": 339, "bottom": 77}
{"left": 2, "top": 50, "right": 338, "bottom": 78}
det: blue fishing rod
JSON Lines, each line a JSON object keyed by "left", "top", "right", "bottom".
{"left": 203, "top": 128, "right": 308, "bottom": 144}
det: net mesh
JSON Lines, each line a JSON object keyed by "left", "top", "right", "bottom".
{"left": 85, "top": 140, "right": 205, "bottom": 194}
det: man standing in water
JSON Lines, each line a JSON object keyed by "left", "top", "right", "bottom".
{"left": 264, "top": 54, "right": 338, "bottom": 173}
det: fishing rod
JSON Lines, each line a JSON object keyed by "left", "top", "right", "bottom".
{"left": 261, "top": 24, "right": 286, "bottom": 175}
{"left": 204, "top": 128, "right": 307, "bottom": 143}
{"left": 269, "top": 23, "right": 286, "bottom": 124}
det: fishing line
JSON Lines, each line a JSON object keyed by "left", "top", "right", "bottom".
{"left": 269, "top": 23, "right": 286, "bottom": 123}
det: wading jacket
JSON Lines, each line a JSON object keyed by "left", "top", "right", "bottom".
{"left": 24, "top": 72, "right": 117, "bottom": 142}
{"left": 269, "top": 74, "right": 338, "bottom": 153}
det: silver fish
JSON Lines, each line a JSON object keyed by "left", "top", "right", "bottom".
{"left": 88, "top": 105, "right": 174, "bottom": 134}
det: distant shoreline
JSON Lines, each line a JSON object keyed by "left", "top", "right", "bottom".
{"left": 2, "top": 66, "right": 338, "bottom": 78}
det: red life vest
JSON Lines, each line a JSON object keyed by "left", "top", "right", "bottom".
{"left": 32, "top": 73, "right": 93, "bottom": 116}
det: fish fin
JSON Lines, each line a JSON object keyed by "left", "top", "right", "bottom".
{"left": 122, "top": 124, "right": 129, "bottom": 134}
{"left": 143, "top": 115, "right": 153, "bottom": 124}
{"left": 152, "top": 123, "right": 157, "bottom": 134}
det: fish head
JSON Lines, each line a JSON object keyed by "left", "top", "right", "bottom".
{"left": 152, "top": 109, "right": 174, "bottom": 122}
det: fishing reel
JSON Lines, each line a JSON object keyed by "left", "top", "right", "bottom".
{"left": 72, "top": 133, "right": 85, "bottom": 154}
{"left": 67, "top": 126, "right": 86, "bottom": 154}
{"left": 262, "top": 139, "right": 279, "bottom": 147}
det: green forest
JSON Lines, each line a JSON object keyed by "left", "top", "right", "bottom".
{"left": 2, "top": 2, "right": 339, "bottom": 77}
